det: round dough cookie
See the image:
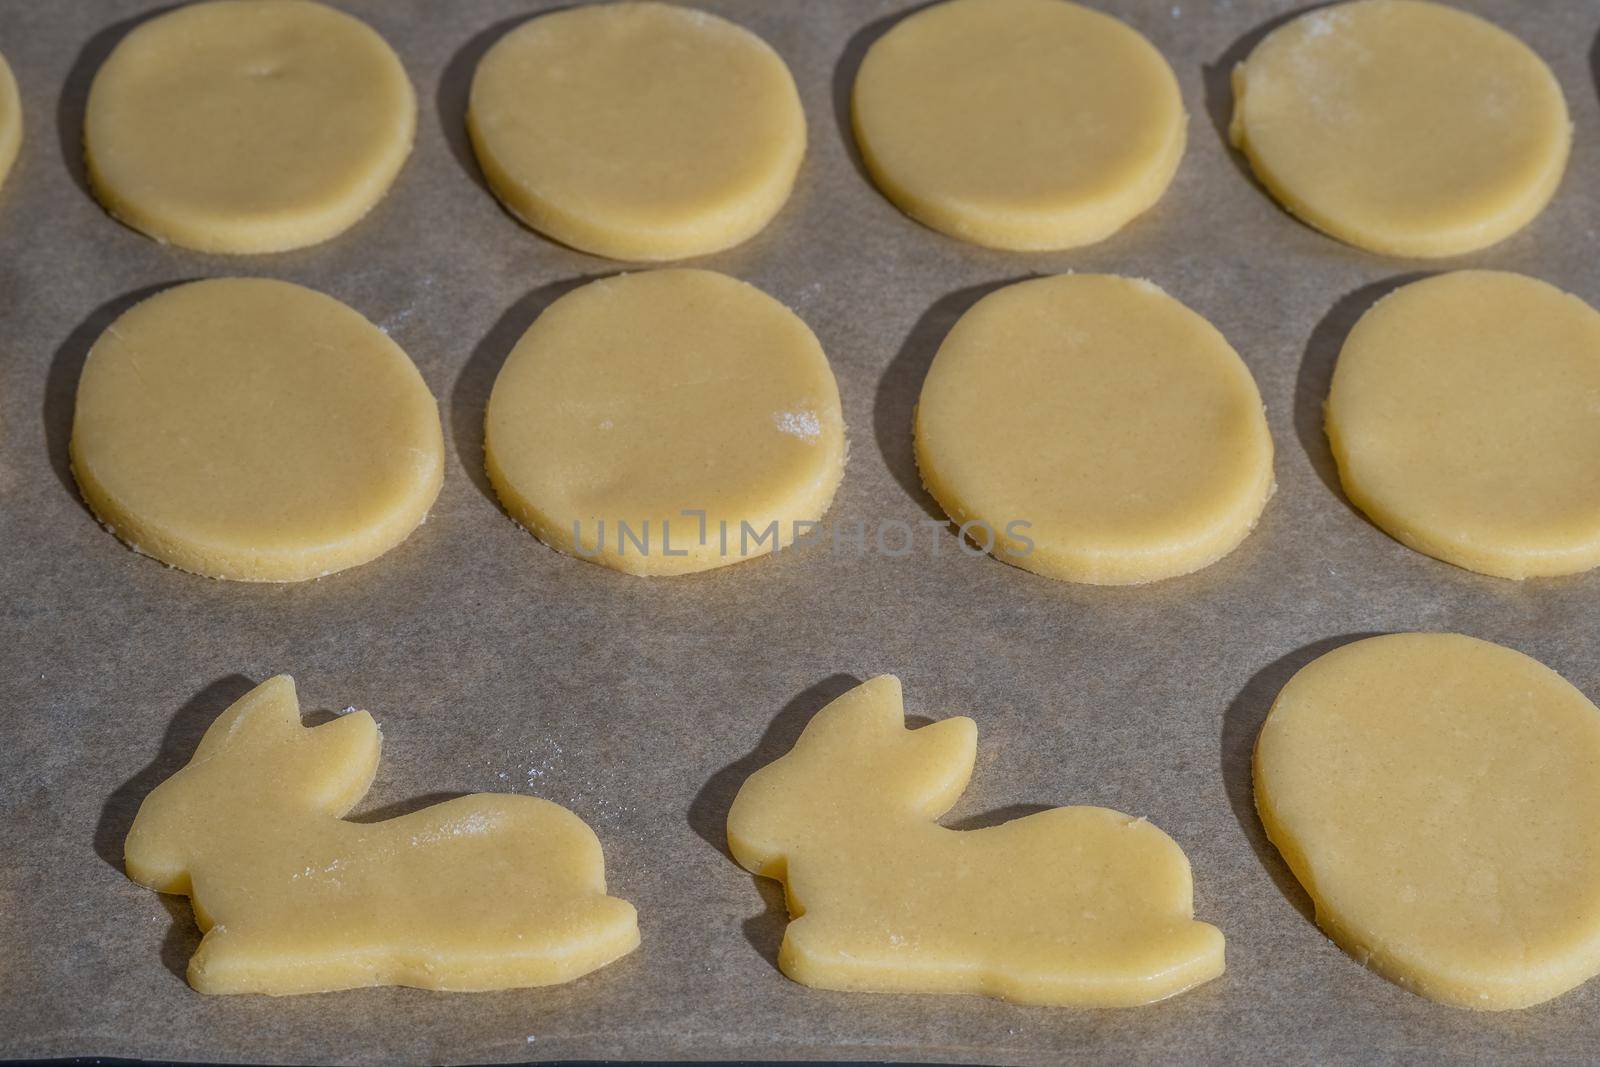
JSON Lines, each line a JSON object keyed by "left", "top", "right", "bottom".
{"left": 914, "top": 275, "right": 1274, "bottom": 585}
{"left": 1327, "top": 271, "right": 1600, "bottom": 580}
{"left": 0, "top": 50, "right": 20, "bottom": 194}
{"left": 851, "top": 0, "right": 1185, "bottom": 251}
{"left": 71, "top": 278, "right": 444, "bottom": 581}
{"left": 1256, "top": 633, "right": 1600, "bottom": 1010}
{"left": 1229, "top": 0, "right": 1570, "bottom": 258}
{"left": 84, "top": 0, "right": 415, "bottom": 253}
{"left": 484, "top": 270, "right": 845, "bottom": 576}
{"left": 468, "top": 2, "right": 805, "bottom": 261}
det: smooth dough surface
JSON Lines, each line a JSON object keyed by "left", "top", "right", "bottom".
{"left": 124, "top": 676, "right": 640, "bottom": 995}
{"left": 0, "top": 50, "right": 20, "bottom": 194}
{"left": 914, "top": 274, "right": 1274, "bottom": 584}
{"left": 485, "top": 269, "right": 845, "bottom": 576}
{"left": 727, "top": 676, "right": 1225, "bottom": 1006}
{"left": 851, "top": 0, "right": 1185, "bottom": 251}
{"left": 1327, "top": 271, "right": 1600, "bottom": 579}
{"left": 85, "top": 0, "right": 415, "bottom": 253}
{"left": 1255, "top": 633, "right": 1600, "bottom": 1010}
{"left": 1229, "top": 0, "right": 1570, "bottom": 258}
{"left": 71, "top": 278, "right": 443, "bottom": 582}
{"left": 468, "top": 2, "right": 805, "bottom": 261}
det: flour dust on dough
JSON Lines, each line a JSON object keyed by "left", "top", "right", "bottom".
{"left": 484, "top": 269, "right": 846, "bottom": 576}
{"left": 125, "top": 675, "right": 640, "bottom": 994}
{"left": 1229, "top": 0, "right": 1570, "bottom": 257}
{"left": 84, "top": 0, "right": 415, "bottom": 253}
{"left": 468, "top": 1, "right": 805, "bottom": 261}
{"left": 1256, "top": 633, "right": 1600, "bottom": 1010}
{"left": 71, "top": 278, "right": 444, "bottom": 582}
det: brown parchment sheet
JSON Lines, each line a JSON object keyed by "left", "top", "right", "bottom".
{"left": 3, "top": 1, "right": 1600, "bottom": 1063}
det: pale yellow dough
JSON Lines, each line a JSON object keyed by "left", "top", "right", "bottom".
{"left": 727, "top": 676, "right": 1225, "bottom": 1006}
{"left": 485, "top": 270, "right": 846, "bottom": 576}
{"left": 1327, "top": 271, "right": 1600, "bottom": 579}
{"left": 85, "top": 0, "right": 415, "bottom": 253}
{"left": 851, "top": 0, "right": 1186, "bottom": 251}
{"left": 1256, "top": 633, "right": 1600, "bottom": 1010}
{"left": 914, "top": 274, "right": 1274, "bottom": 584}
{"left": 468, "top": 2, "right": 805, "bottom": 261}
{"left": 0, "top": 51, "right": 20, "bottom": 194}
{"left": 70, "top": 278, "right": 443, "bottom": 582}
{"left": 124, "top": 676, "right": 640, "bottom": 995}
{"left": 1229, "top": 0, "right": 1570, "bottom": 258}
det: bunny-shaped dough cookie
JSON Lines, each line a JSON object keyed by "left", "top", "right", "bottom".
{"left": 125, "top": 676, "right": 639, "bottom": 995}
{"left": 727, "top": 676, "right": 1224, "bottom": 1005}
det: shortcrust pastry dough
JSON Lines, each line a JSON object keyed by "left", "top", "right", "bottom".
{"left": 84, "top": 0, "right": 415, "bottom": 253}
{"left": 0, "top": 51, "right": 20, "bottom": 194}
{"left": 914, "top": 274, "right": 1274, "bottom": 584}
{"left": 1229, "top": 0, "right": 1569, "bottom": 257}
{"left": 125, "top": 676, "right": 639, "bottom": 994}
{"left": 1255, "top": 633, "right": 1600, "bottom": 1009}
{"left": 851, "top": 0, "right": 1186, "bottom": 250}
{"left": 468, "top": 1, "right": 805, "bottom": 260}
{"left": 727, "top": 676, "right": 1225, "bottom": 1005}
{"left": 1327, "top": 271, "right": 1600, "bottom": 579}
{"left": 70, "top": 278, "right": 443, "bottom": 582}
{"left": 484, "top": 270, "right": 845, "bottom": 576}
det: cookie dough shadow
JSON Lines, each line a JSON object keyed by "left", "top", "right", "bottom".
{"left": 830, "top": 4, "right": 936, "bottom": 187}
{"left": 874, "top": 279, "right": 1033, "bottom": 523}
{"left": 1201, "top": 4, "right": 1335, "bottom": 201}
{"left": 55, "top": 5, "right": 181, "bottom": 201}
{"left": 1220, "top": 634, "right": 1383, "bottom": 926}
{"left": 1296, "top": 274, "right": 1430, "bottom": 516}
{"left": 435, "top": 13, "right": 528, "bottom": 195}
{"left": 44, "top": 282, "right": 190, "bottom": 513}
{"left": 687, "top": 673, "right": 861, "bottom": 968}
{"left": 1592, "top": 26, "right": 1600, "bottom": 110}
{"left": 437, "top": 7, "right": 604, "bottom": 258}
{"left": 449, "top": 274, "right": 606, "bottom": 510}
{"left": 93, "top": 674, "right": 257, "bottom": 981}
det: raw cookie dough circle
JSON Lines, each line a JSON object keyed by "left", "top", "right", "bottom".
{"left": 484, "top": 270, "right": 846, "bottom": 576}
{"left": 914, "top": 275, "right": 1274, "bottom": 585}
{"left": 1229, "top": 0, "right": 1570, "bottom": 258}
{"left": 851, "top": 0, "right": 1186, "bottom": 251}
{"left": 1327, "top": 271, "right": 1600, "bottom": 579}
{"left": 84, "top": 0, "right": 415, "bottom": 253}
{"left": 467, "top": 2, "right": 805, "bottom": 261}
{"left": 1255, "top": 633, "right": 1600, "bottom": 1010}
{"left": 71, "top": 278, "right": 444, "bottom": 582}
{"left": 0, "top": 51, "right": 20, "bottom": 193}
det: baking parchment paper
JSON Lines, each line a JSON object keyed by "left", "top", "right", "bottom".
{"left": 3, "top": 1, "right": 1600, "bottom": 1063}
